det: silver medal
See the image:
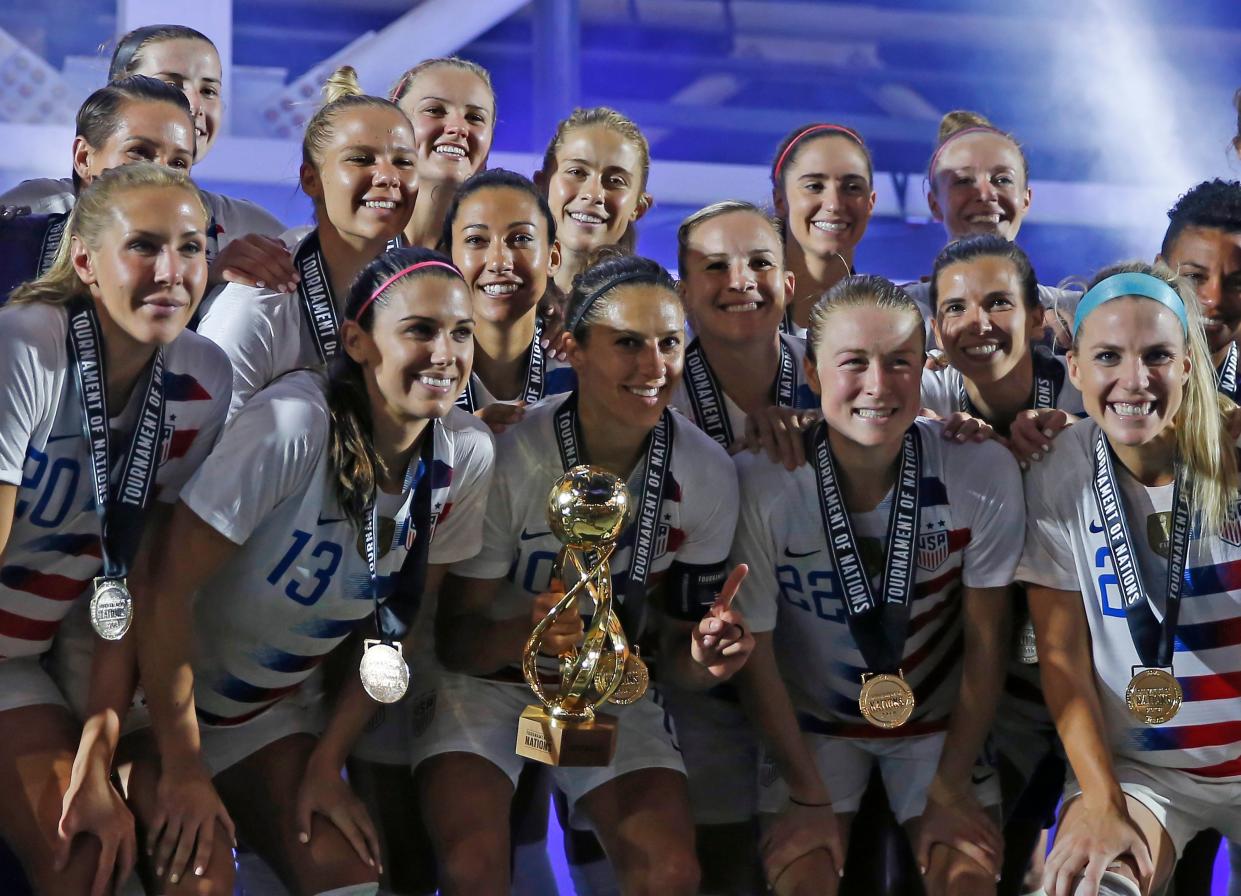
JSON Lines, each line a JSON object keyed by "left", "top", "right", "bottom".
{"left": 90, "top": 577, "right": 133, "bottom": 641}
{"left": 1017, "top": 617, "right": 1039, "bottom": 665}
{"left": 359, "top": 639, "right": 409, "bottom": 703}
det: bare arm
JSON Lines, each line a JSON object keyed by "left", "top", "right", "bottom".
{"left": 435, "top": 572, "right": 547, "bottom": 675}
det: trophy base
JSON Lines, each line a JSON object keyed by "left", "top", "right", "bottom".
{"left": 515, "top": 705, "right": 618, "bottom": 767}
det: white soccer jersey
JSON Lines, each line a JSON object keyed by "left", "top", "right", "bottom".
{"left": 731, "top": 417, "right": 1025, "bottom": 736}
{"left": 0, "top": 301, "right": 231, "bottom": 660}
{"left": 195, "top": 229, "right": 332, "bottom": 417}
{"left": 920, "top": 350, "right": 1084, "bottom": 420}
{"left": 668, "top": 333, "right": 818, "bottom": 449}
{"left": 180, "top": 370, "right": 493, "bottom": 725}
{"left": 0, "top": 177, "right": 284, "bottom": 266}
{"left": 1019, "top": 420, "right": 1241, "bottom": 779}
{"left": 450, "top": 392, "right": 739, "bottom": 667}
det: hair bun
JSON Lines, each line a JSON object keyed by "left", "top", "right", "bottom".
{"left": 322, "top": 65, "right": 363, "bottom": 105}
{"left": 937, "top": 109, "right": 994, "bottom": 144}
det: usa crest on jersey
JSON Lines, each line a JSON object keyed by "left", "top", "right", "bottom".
{"left": 917, "top": 530, "right": 950, "bottom": 572}
{"left": 1221, "top": 502, "right": 1241, "bottom": 548}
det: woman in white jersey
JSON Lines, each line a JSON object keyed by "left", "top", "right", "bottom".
{"left": 536, "top": 109, "right": 653, "bottom": 298}
{"left": 388, "top": 57, "right": 495, "bottom": 250}
{"left": 0, "top": 162, "right": 231, "bottom": 895}
{"left": 922, "top": 233, "right": 1086, "bottom": 894}
{"left": 0, "top": 75, "right": 196, "bottom": 303}
{"left": 768, "top": 124, "right": 876, "bottom": 337}
{"left": 412, "top": 252, "right": 753, "bottom": 896}
{"left": 129, "top": 247, "right": 493, "bottom": 896}
{"left": 731, "top": 275, "right": 1025, "bottom": 896}
{"left": 1, "top": 24, "right": 292, "bottom": 294}
{"left": 1020, "top": 261, "right": 1241, "bottom": 896}
{"left": 663, "top": 199, "right": 819, "bottom": 894}
{"left": 197, "top": 66, "right": 418, "bottom": 415}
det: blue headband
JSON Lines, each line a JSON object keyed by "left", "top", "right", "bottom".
{"left": 1072, "top": 272, "right": 1188, "bottom": 339}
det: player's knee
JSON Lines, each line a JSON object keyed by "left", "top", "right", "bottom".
{"left": 620, "top": 843, "right": 700, "bottom": 896}
{"left": 434, "top": 830, "right": 508, "bottom": 895}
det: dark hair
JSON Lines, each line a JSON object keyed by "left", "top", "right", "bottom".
{"left": 927, "top": 110, "right": 1029, "bottom": 187}
{"left": 929, "top": 234, "right": 1039, "bottom": 312}
{"left": 71, "top": 75, "right": 194, "bottom": 190}
{"left": 303, "top": 66, "right": 406, "bottom": 171}
{"left": 770, "top": 122, "right": 873, "bottom": 193}
{"left": 328, "top": 247, "right": 465, "bottom": 523}
{"left": 439, "top": 168, "right": 556, "bottom": 253}
{"left": 1161, "top": 179, "right": 1241, "bottom": 258}
{"left": 108, "top": 25, "right": 215, "bottom": 81}
{"left": 564, "top": 250, "right": 677, "bottom": 341}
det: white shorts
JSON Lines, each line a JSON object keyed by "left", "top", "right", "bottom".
{"left": 1065, "top": 757, "right": 1241, "bottom": 857}
{"left": 198, "top": 685, "right": 325, "bottom": 777}
{"left": 410, "top": 670, "right": 685, "bottom": 830}
{"left": 0, "top": 655, "right": 68, "bottom": 714}
{"left": 350, "top": 637, "right": 441, "bottom": 766}
{"left": 758, "top": 732, "right": 1001, "bottom": 824}
{"left": 660, "top": 684, "right": 758, "bottom": 825}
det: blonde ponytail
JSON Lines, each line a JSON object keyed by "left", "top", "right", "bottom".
{"left": 301, "top": 66, "right": 403, "bottom": 170}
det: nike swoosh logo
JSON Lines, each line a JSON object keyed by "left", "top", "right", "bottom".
{"left": 520, "top": 529, "right": 551, "bottom": 541}
{"left": 317, "top": 514, "right": 345, "bottom": 526}
{"left": 46, "top": 433, "right": 79, "bottom": 443}
{"left": 1089, "top": 520, "right": 1105, "bottom": 533}
{"left": 971, "top": 770, "right": 993, "bottom": 786}
{"left": 783, "top": 547, "right": 820, "bottom": 558}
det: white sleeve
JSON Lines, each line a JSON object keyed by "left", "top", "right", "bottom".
{"left": 674, "top": 439, "right": 739, "bottom": 566}
{"left": 952, "top": 439, "right": 1026, "bottom": 588}
{"left": 919, "top": 367, "right": 957, "bottom": 418}
{"left": 448, "top": 442, "right": 520, "bottom": 581}
{"left": 179, "top": 389, "right": 324, "bottom": 545}
{"left": 729, "top": 458, "right": 781, "bottom": 634}
{"left": 195, "top": 285, "right": 282, "bottom": 417}
{"left": 207, "top": 192, "right": 287, "bottom": 245}
{"left": 0, "top": 310, "right": 58, "bottom": 485}
{"left": 1016, "top": 457, "right": 1080, "bottom": 591}
{"left": 0, "top": 179, "right": 73, "bottom": 214}
{"left": 429, "top": 421, "right": 496, "bottom": 566}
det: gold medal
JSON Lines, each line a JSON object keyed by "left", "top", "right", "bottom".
{"left": 1125, "top": 668, "right": 1181, "bottom": 724}
{"left": 858, "top": 672, "right": 915, "bottom": 729}
{"left": 594, "top": 649, "right": 650, "bottom": 705}
{"left": 90, "top": 577, "right": 132, "bottom": 641}
{"left": 359, "top": 640, "right": 410, "bottom": 704}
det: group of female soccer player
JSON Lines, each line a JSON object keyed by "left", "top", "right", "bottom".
{"left": 1, "top": 21, "right": 1241, "bottom": 896}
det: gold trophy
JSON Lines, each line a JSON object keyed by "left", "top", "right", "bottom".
{"left": 516, "top": 465, "right": 638, "bottom": 766}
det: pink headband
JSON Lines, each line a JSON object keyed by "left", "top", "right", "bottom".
{"left": 772, "top": 124, "right": 865, "bottom": 181}
{"left": 926, "top": 126, "right": 1015, "bottom": 179}
{"left": 351, "top": 260, "right": 463, "bottom": 322}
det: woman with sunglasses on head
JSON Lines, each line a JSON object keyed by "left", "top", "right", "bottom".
{"left": 0, "top": 162, "right": 232, "bottom": 895}
{"left": 413, "top": 251, "right": 753, "bottom": 896}
{"left": 732, "top": 275, "right": 1024, "bottom": 896}
{"left": 196, "top": 66, "right": 417, "bottom": 415}
{"left": 768, "top": 123, "right": 877, "bottom": 338}
{"left": 2, "top": 24, "right": 295, "bottom": 298}
{"left": 1020, "top": 262, "right": 1241, "bottom": 896}
{"left": 128, "top": 248, "right": 493, "bottom": 896}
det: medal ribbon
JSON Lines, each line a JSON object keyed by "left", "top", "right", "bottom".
{"left": 293, "top": 231, "right": 341, "bottom": 363}
{"left": 37, "top": 212, "right": 68, "bottom": 277}
{"left": 363, "top": 431, "right": 435, "bottom": 643}
{"left": 1091, "top": 432, "right": 1190, "bottom": 668}
{"left": 684, "top": 335, "right": 800, "bottom": 448}
{"left": 456, "top": 318, "right": 546, "bottom": 413}
{"left": 553, "top": 391, "right": 674, "bottom": 637}
{"left": 1218, "top": 342, "right": 1239, "bottom": 402}
{"left": 811, "top": 422, "right": 922, "bottom": 673}
{"left": 957, "top": 344, "right": 1064, "bottom": 417}
{"left": 66, "top": 299, "right": 166, "bottom": 579}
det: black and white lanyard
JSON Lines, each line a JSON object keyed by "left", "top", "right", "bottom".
{"left": 810, "top": 422, "right": 922, "bottom": 674}
{"left": 1217, "top": 342, "right": 1238, "bottom": 402}
{"left": 553, "top": 391, "right": 673, "bottom": 638}
{"left": 957, "top": 344, "right": 1064, "bottom": 417}
{"left": 683, "top": 335, "right": 798, "bottom": 448}
{"left": 457, "top": 318, "right": 547, "bottom": 413}
{"left": 1091, "top": 432, "right": 1190, "bottom": 669}
{"left": 293, "top": 231, "right": 341, "bottom": 363}
{"left": 65, "top": 299, "right": 166, "bottom": 581}
{"left": 36, "top": 212, "right": 68, "bottom": 278}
